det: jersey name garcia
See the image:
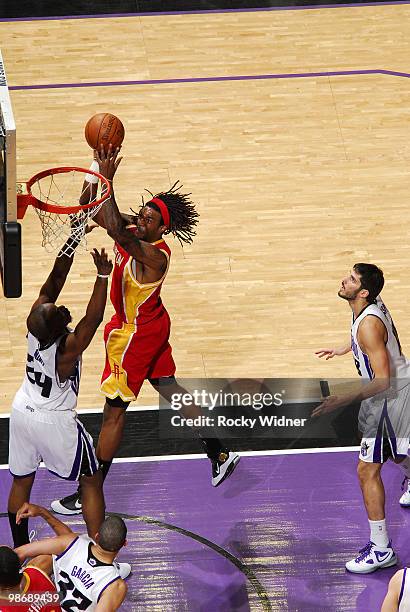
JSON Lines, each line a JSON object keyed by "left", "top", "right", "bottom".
{"left": 53, "top": 536, "right": 121, "bottom": 611}
{"left": 15, "top": 331, "right": 81, "bottom": 411}
{"left": 351, "top": 296, "right": 410, "bottom": 383}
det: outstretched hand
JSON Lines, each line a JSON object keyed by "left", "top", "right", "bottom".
{"left": 85, "top": 222, "right": 99, "bottom": 234}
{"left": 91, "top": 247, "right": 113, "bottom": 276}
{"left": 311, "top": 395, "right": 346, "bottom": 418}
{"left": 95, "top": 144, "right": 122, "bottom": 182}
{"left": 16, "top": 502, "right": 42, "bottom": 524}
{"left": 315, "top": 348, "right": 339, "bottom": 360}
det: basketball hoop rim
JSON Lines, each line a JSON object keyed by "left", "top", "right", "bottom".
{"left": 18, "top": 166, "right": 111, "bottom": 215}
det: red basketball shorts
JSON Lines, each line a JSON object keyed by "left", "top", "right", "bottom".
{"left": 101, "top": 311, "right": 176, "bottom": 401}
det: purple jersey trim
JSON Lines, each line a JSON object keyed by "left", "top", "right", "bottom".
{"left": 55, "top": 536, "right": 79, "bottom": 561}
{"left": 77, "top": 420, "right": 98, "bottom": 474}
{"left": 399, "top": 568, "right": 407, "bottom": 607}
{"left": 362, "top": 353, "right": 374, "bottom": 380}
{"left": 97, "top": 575, "right": 121, "bottom": 602}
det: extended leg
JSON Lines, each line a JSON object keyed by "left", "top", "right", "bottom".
{"left": 150, "top": 377, "right": 240, "bottom": 486}
{"left": 345, "top": 459, "right": 397, "bottom": 574}
{"left": 8, "top": 474, "right": 35, "bottom": 546}
{"left": 80, "top": 469, "right": 105, "bottom": 539}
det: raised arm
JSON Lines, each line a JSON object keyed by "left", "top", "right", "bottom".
{"left": 16, "top": 503, "right": 73, "bottom": 537}
{"left": 30, "top": 236, "right": 80, "bottom": 313}
{"left": 96, "top": 147, "right": 167, "bottom": 271}
{"left": 57, "top": 248, "right": 112, "bottom": 379}
{"left": 80, "top": 155, "right": 134, "bottom": 230}
{"left": 15, "top": 534, "right": 76, "bottom": 564}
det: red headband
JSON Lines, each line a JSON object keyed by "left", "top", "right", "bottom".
{"left": 151, "top": 198, "right": 170, "bottom": 229}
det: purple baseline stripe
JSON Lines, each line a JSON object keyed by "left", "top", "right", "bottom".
{"left": 9, "top": 69, "right": 400, "bottom": 92}
{"left": 1, "top": 1, "right": 410, "bottom": 22}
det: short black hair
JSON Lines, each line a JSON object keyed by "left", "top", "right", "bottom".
{"left": 98, "top": 516, "right": 127, "bottom": 553}
{"left": 0, "top": 546, "right": 21, "bottom": 588}
{"left": 354, "top": 263, "right": 384, "bottom": 303}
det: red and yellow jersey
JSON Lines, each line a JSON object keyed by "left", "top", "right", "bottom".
{"left": 110, "top": 227, "right": 171, "bottom": 325}
{"left": 0, "top": 566, "right": 60, "bottom": 612}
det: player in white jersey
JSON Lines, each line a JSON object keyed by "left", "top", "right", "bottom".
{"left": 7, "top": 235, "right": 113, "bottom": 547}
{"left": 15, "top": 503, "right": 128, "bottom": 611}
{"left": 381, "top": 568, "right": 410, "bottom": 612}
{"left": 313, "top": 264, "right": 410, "bottom": 574}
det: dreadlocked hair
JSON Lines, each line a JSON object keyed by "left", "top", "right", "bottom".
{"left": 132, "top": 181, "right": 199, "bottom": 246}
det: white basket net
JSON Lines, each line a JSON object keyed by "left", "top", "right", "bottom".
{"left": 30, "top": 169, "right": 107, "bottom": 257}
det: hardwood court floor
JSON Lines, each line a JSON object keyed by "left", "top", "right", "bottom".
{"left": 1, "top": 5, "right": 410, "bottom": 411}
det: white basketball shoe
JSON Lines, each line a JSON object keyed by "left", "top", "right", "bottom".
{"left": 345, "top": 541, "right": 397, "bottom": 574}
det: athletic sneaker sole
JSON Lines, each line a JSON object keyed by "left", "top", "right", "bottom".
{"left": 50, "top": 499, "right": 82, "bottom": 516}
{"left": 212, "top": 454, "right": 241, "bottom": 487}
{"left": 345, "top": 554, "right": 398, "bottom": 574}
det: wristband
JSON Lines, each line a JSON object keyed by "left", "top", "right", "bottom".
{"left": 97, "top": 274, "right": 110, "bottom": 279}
{"left": 85, "top": 160, "right": 99, "bottom": 184}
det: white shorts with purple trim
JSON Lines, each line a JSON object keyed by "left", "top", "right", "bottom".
{"left": 358, "top": 384, "right": 410, "bottom": 463}
{"left": 9, "top": 402, "right": 98, "bottom": 480}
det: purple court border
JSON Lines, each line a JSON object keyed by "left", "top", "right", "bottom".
{"left": 8, "top": 69, "right": 410, "bottom": 92}
{"left": 1, "top": 0, "right": 410, "bottom": 21}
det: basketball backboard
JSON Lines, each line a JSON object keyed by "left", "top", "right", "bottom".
{"left": 0, "top": 48, "right": 21, "bottom": 298}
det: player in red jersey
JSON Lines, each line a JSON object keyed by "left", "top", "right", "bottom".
{"left": 0, "top": 504, "right": 67, "bottom": 612}
{"left": 0, "top": 548, "right": 60, "bottom": 612}
{"left": 52, "top": 147, "right": 239, "bottom": 515}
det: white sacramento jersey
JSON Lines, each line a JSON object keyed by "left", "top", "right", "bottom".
{"left": 14, "top": 331, "right": 81, "bottom": 411}
{"left": 399, "top": 569, "right": 410, "bottom": 612}
{"left": 351, "top": 296, "right": 410, "bottom": 384}
{"left": 53, "top": 536, "right": 121, "bottom": 611}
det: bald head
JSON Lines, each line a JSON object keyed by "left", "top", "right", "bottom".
{"left": 27, "top": 303, "right": 72, "bottom": 344}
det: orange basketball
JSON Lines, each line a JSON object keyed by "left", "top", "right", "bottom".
{"left": 84, "top": 113, "right": 125, "bottom": 153}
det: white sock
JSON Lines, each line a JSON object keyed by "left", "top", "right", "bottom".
{"left": 369, "top": 519, "right": 389, "bottom": 548}
{"left": 399, "top": 456, "right": 410, "bottom": 479}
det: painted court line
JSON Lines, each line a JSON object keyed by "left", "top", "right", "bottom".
{"left": 1, "top": 1, "right": 410, "bottom": 22}
{"left": 0, "top": 446, "right": 359, "bottom": 470}
{"left": 5, "top": 69, "right": 404, "bottom": 92}
{"left": 0, "top": 405, "right": 159, "bottom": 418}
{"left": 8, "top": 69, "right": 410, "bottom": 93}
{"left": 0, "top": 395, "right": 323, "bottom": 419}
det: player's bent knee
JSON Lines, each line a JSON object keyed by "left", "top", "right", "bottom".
{"left": 105, "top": 396, "right": 130, "bottom": 410}
{"left": 80, "top": 469, "right": 103, "bottom": 488}
{"left": 357, "top": 460, "right": 381, "bottom": 480}
{"left": 149, "top": 376, "right": 176, "bottom": 389}
{"left": 102, "top": 403, "right": 128, "bottom": 425}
